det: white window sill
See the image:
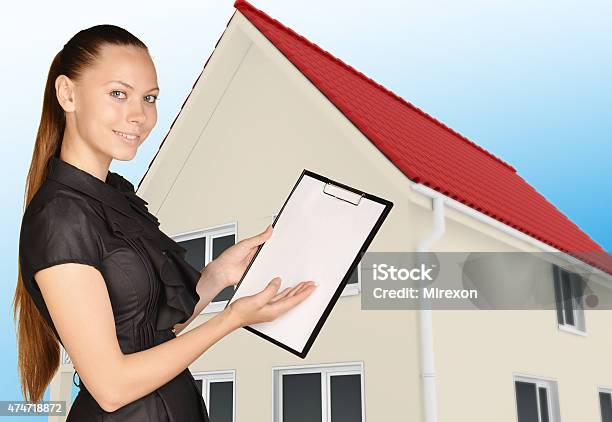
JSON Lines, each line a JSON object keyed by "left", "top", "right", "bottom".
{"left": 201, "top": 301, "right": 229, "bottom": 315}
{"left": 342, "top": 283, "right": 360, "bottom": 297}
{"left": 199, "top": 284, "right": 361, "bottom": 315}
{"left": 557, "top": 323, "right": 587, "bottom": 337}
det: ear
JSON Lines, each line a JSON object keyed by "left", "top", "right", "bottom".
{"left": 55, "top": 74, "right": 77, "bottom": 112}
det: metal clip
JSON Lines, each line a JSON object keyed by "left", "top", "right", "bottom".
{"left": 322, "top": 182, "right": 364, "bottom": 206}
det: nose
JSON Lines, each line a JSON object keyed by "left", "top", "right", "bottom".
{"left": 127, "top": 97, "right": 147, "bottom": 127}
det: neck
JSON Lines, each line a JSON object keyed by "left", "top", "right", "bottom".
{"left": 58, "top": 137, "right": 112, "bottom": 183}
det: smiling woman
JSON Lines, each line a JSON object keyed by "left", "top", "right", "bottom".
{"left": 12, "top": 24, "right": 213, "bottom": 421}
{"left": 52, "top": 42, "right": 160, "bottom": 162}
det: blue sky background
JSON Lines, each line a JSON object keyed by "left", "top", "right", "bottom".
{"left": 1, "top": 0, "right": 610, "bottom": 418}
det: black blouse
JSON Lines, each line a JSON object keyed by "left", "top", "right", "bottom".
{"left": 18, "top": 150, "right": 210, "bottom": 421}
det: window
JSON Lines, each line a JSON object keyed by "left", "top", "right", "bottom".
{"left": 514, "top": 376, "right": 560, "bottom": 422}
{"left": 600, "top": 388, "right": 612, "bottom": 422}
{"left": 173, "top": 223, "right": 236, "bottom": 313}
{"left": 343, "top": 263, "right": 361, "bottom": 295}
{"left": 273, "top": 362, "right": 364, "bottom": 422}
{"left": 192, "top": 370, "right": 235, "bottom": 422}
{"left": 271, "top": 214, "right": 361, "bottom": 297}
{"left": 70, "top": 372, "right": 79, "bottom": 406}
{"left": 552, "top": 265, "right": 586, "bottom": 333}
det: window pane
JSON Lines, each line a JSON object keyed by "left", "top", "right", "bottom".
{"left": 552, "top": 266, "right": 564, "bottom": 324}
{"left": 213, "top": 234, "right": 235, "bottom": 260}
{"left": 561, "top": 271, "right": 575, "bottom": 325}
{"left": 212, "top": 285, "right": 235, "bottom": 302}
{"left": 330, "top": 374, "right": 362, "bottom": 422}
{"left": 179, "top": 237, "right": 206, "bottom": 273}
{"left": 538, "top": 387, "right": 549, "bottom": 422}
{"left": 211, "top": 234, "right": 236, "bottom": 302}
{"left": 347, "top": 265, "right": 358, "bottom": 285}
{"left": 193, "top": 378, "right": 203, "bottom": 396}
{"left": 282, "top": 373, "right": 322, "bottom": 422}
{"left": 600, "top": 392, "right": 612, "bottom": 422}
{"left": 570, "top": 273, "right": 585, "bottom": 310}
{"left": 515, "top": 381, "right": 539, "bottom": 422}
{"left": 210, "top": 381, "right": 233, "bottom": 422}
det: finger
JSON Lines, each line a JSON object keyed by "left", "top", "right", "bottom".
{"left": 273, "top": 281, "right": 311, "bottom": 303}
{"left": 257, "top": 277, "right": 282, "bottom": 304}
{"left": 269, "top": 286, "right": 292, "bottom": 303}
{"left": 257, "top": 224, "right": 273, "bottom": 242}
{"left": 267, "top": 284, "right": 316, "bottom": 315}
{"left": 271, "top": 284, "right": 316, "bottom": 314}
{"left": 243, "top": 225, "right": 273, "bottom": 249}
{"left": 286, "top": 281, "right": 314, "bottom": 299}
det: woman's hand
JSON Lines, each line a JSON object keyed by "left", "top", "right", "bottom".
{"left": 204, "top": 224, "right": 274, "bottom": 293}
{"left": 224, "top": 277, "right": 317, "bottom": 328}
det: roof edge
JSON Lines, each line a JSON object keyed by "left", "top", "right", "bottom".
{"left": 233, "top": 0, "right": 517, "bottom": 173}
{"left": 137, "top": 10, "right": 239, "bottom": 193}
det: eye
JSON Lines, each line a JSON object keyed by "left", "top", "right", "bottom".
{"left": 110, "top": 90, "right": 126, "bottom": 99}
{"left": 144, "top": 95, "right": 159, "bottom": 104}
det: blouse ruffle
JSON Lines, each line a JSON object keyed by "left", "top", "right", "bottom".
{"left": 103, "top": 172, "right": 201, "bottom": 331}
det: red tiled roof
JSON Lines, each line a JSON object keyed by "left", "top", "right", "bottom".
{"left": 234, "top": 0, "right": 611, "bottom": 275}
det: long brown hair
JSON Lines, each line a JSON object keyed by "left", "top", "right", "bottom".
{"left": 12, "top": 24, "right": 148, "bottom": 403}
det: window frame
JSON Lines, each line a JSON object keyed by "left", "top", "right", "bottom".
{"left": 513, "top": 374, "right": 561, "bottom": 422}
{"left": 599, "top": 387, "right": 612, "bottom": 422}
{"left": 272, "top": 361, "right": 365, "bottom": 422}
{"left": 171, "top": 222, "right": 237, "bottom": 314}
{"left": 552, "top": 265, "right": 587, "bottom": 335}
{"left": 191, "top": 369, "right": 236, "bottom": 422}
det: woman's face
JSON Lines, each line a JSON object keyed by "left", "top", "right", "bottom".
{"left": 61, "top": 44, "right": 159, "bottom": 162}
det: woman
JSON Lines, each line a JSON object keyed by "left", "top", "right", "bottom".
{"left": 13, "top": 24, "right": 316, "bottom": 421}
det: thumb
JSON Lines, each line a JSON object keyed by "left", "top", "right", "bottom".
{"left": 243, "top": 225, "right": 273, "bottom": 249}
{"left": 259, "top": 224, "right": 274, "bottom": 241}
{"left": 259, "top": 277, "right": 282, "bottom": 301}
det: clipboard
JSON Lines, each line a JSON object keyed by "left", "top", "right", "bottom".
{"left": 224, "top": 169, "right": 393, "bottom": 358}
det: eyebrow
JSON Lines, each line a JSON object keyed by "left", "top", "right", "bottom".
{"left": 106, "top": 80, "right": 159, "bottom": 93}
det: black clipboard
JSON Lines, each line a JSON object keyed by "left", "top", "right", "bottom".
{"left": 224, "top": 169, "right": 393, "bottom": 358}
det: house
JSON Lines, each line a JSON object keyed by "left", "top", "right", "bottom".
{"left": 50, "top": 1, "right": 612, "bottom": 421}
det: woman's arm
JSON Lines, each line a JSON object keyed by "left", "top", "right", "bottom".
{"left": 35, "top": 262, "right": 241, "bottom": 413}
{"left": 172, "top": 262, "right": 225, "bottom": 335}
{"left": 36, "top": 260, "right": 313, "bottom": 413}
{"left": 114, "top": 306, "right": 240, "bottom": 411}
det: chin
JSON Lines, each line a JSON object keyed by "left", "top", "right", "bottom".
{"left": 112, "top": 149, "right": 138, "bottom": 162}
{"left": 110, "top": 134, "right": 144, "bottom": 161}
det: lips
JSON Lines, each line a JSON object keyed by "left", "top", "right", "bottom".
{"left": 113, "top": 130, "right": 140, "bottom": 144}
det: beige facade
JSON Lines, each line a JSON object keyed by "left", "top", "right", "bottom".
{"left": 49, "top": 10, "right": 612, "bottom": 422}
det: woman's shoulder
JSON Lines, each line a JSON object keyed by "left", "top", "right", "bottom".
{"left": 20, "top": 180, "right": 105, "bottom": 257}
{"left": 19, "top": 181, "right": 106, "bottom": 286}
{"left": 23, "top": 179, "right": 103, "bottom": 223}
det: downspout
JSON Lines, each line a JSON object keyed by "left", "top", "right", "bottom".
{"left": 413, "top": 190, "right": 446, "bottom": 422}
{"left": 411, "top": 180, "right": 612, "bottom": 422}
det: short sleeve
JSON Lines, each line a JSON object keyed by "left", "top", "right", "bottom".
{"left": 19, "top": 197, "right": 103, "bottom": 290}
